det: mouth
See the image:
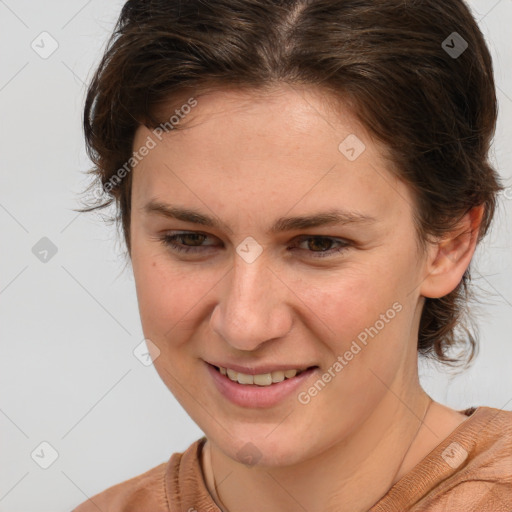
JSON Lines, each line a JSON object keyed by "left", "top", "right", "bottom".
{"left": 209, "top": 363, "right": 319, "bottom": 387}
{"left": 206, "top": 362, "right": 320, "bottom": 408}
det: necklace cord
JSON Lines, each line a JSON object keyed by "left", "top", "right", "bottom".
{"left": 389, "top": 395, "right": 433, "bottom": 487}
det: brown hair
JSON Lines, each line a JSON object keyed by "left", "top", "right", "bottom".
{"left": 79, "top": 0, "right": 503, "bottom": 368}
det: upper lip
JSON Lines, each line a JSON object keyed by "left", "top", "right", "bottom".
{"left": 206, "top": 361, "right": 318, "bottom": 375}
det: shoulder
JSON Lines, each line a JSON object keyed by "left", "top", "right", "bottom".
{"left": 71, "top": 438, "right": 207, "bottom": 512}
{"left": 422, "top": 479, "right": 512, "bottom": 512}
{"left": 420, "top": 406, "right": 512, "bottom": 511}
{"left": 371, "top": 406, "right": 512, "bottom": 512}
{"left": 71, "top": 460, "right": 169, "bottom": 512}
{"left": 461, "top": 406, "right": 512, "bottom": 475}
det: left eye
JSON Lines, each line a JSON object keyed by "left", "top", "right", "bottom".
{"left": 157, "top": 232, "right": 350, "bottom": 259}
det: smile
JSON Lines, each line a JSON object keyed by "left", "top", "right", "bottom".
{"left": 215, "top": 365, "right": 309, "bottom": 386}
{"left": 206, "top": 362, "right": 319, "bottom": 408}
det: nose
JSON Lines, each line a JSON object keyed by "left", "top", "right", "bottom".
{"left": 209, "top": 253, "right": 293, "bottom": 352}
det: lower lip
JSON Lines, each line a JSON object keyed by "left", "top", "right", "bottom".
{"left": 205, "top": 362, "right": 318, "bottom": 408}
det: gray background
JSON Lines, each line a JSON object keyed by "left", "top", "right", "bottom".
{"left": 0, "top": 1, "right": 510, "bottom": 511}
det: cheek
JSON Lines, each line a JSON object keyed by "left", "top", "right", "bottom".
{"left": 304, "top": 259, "right": 413, "bottom": 370}
{"left": 301, "top": 275, "right": 412, "bottom": 416}
{"left": 305, "top": 262, "right": 398, "bottom": 330}
{"left": 132, "top": 250, "right": 238, "bottom": 369}
{"left": 131, "top": 245, "right": 201, "bottom": 343}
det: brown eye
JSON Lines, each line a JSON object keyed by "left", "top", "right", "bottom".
{"left": 159, "top": 232, "right": 217, "bottom": 254}
{"left": 292, "top": 236, "right": 350, "bottom": 259}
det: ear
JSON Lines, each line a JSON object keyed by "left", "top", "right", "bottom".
{"left": 420, "top": 205, "right": 485, "bottom": 299}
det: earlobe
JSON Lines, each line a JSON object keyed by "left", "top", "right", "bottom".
{"left": 420, "top": 205, "right": 484, "bottom": 299}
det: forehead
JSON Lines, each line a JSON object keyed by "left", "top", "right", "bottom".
{"left": 131, "top": 86, "right": 414, "bottom": 229}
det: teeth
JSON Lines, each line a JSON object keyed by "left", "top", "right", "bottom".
{"left": 226, "top": 368, "right": 238, "bottom": 380}
{"left": 237, "top": 373, "right": 254, "bottom": 385}
{"left": 253, "top": 373, "right": 272, "bottom": 386}
{"left": 271, "top": 370, "right": 285, "bottom": 383}
{"left": 218, "top": 366, "right": 307, "bottom": 386}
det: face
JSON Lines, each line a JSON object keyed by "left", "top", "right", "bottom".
{"left": 129, "top": 85, "right": 430, "bottom": 467}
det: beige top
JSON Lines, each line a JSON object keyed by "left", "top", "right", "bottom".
{"left": 72, "top": 406, "right": 512, "bottom": 511}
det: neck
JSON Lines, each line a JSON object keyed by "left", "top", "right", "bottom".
{"left": 202, "top": 387, "right": 434, "bottom": 512}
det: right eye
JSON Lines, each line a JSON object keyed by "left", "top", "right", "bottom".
{"left": 157, "top": 232, "right": 218, "bottom": 254}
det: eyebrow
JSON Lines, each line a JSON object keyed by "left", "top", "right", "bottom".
{"left": 142, "top": 200, "right": 377, "bottom": 233}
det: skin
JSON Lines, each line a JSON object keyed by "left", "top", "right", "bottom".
{"left": 129, "top": 85, "right": 483, "bottom": 512}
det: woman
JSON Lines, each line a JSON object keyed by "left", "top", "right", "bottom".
{"left": 73, "top": 0, "right": 512, "bottom": 510}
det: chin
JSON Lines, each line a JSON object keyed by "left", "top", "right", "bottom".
{"left": 212, "top": 426, "right": 308, "bottom": 468}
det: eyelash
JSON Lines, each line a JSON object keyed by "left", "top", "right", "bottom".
{"left": 157, "top": 232, "right": 351, "bottom": 259}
